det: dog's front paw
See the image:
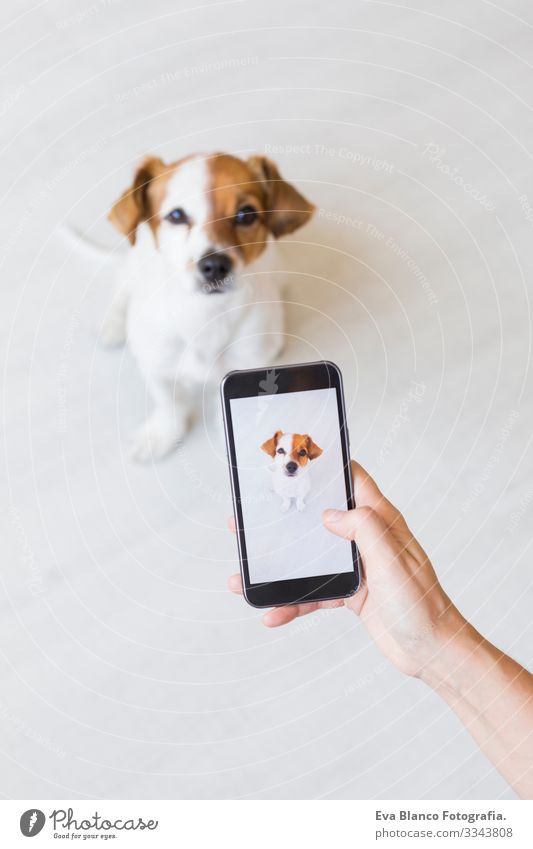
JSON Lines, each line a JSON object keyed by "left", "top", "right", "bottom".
{"left": 280, "top": 499, "right": 291, "bottom": 512}
{"left": 129, "top": 415, "right": 186, "bottom": 462}
{"left": 296, "top": 499, "right": 306, "bottom": 512}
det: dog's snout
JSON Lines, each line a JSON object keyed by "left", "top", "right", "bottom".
{"left": 286, "top": 461, "right": 298, "bottom": 474}
{"left": 198, "top": 251, "right": 233, "bottom": 283}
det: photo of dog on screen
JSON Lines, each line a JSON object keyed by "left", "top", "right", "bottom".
{"left": 261, "top": 430, "right": 323, "bottom": 512}
{"left": 231, "top": 387, "right": 349, "bottom": 583}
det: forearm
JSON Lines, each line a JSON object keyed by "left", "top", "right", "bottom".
{"left": 421, "top": 609, "right": 533, "bottom": 798}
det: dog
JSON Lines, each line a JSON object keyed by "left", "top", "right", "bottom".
{"left": 261, "top": 430, "right": 323, "bottom": 511}
{"left": 102, "top": 152, "right": 314, "bottom": 461}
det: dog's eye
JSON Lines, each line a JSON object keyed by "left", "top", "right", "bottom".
{"left": 165, "top": 208, "right": 188, "bottom": 225}
{"left": 276, "top": 447, "right": 285, "bottom": 455}
{"left": 298, "top": 449, "right": 307, "bottom": 457}
{"left": 235, "top": 205, "right": 258, "bottom": 226}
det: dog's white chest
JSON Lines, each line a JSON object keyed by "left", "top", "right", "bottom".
{"left": 270, "top": 469, "right": 310, "bottom": 500}
{"left": 126, "top": 276, "right": 242, "bottom": 382}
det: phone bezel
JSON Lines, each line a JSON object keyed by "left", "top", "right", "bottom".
{"left": 221, "top": 360, "right": 361, "bottom": 608}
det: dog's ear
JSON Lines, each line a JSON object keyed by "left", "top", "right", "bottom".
{"left": 247, "top": 155, "right": 315, "bottom": 238}
{"left": 108, "top": 156, "right": 166, "bottom": 245}
{"left": 261, "top": 429, "right": 283, "bottom": 457}
{"left": 306, "top": 436, "right": 323, "bottom": 460}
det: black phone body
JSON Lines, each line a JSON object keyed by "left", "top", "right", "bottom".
{"left": 221, "top": 361, "right": 361, "bottom": 608}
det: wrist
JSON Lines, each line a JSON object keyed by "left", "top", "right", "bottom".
{"left": 418, "top": 606, "right": 490, "bottom": 698}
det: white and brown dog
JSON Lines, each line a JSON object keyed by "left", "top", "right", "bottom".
{"left": 103, "top": 153, "right": 314, "bottom": 461}
{"left": 261, "top": 430, "right": 323, "bottom": 512}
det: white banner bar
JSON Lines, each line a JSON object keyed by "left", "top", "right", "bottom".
{"left": 1, "top": 800, "right": 532, "bottom": 847}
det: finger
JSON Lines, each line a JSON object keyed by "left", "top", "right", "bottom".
{"left": 345, "top": 582, "right": 368, "bottom": 615}
{"left": 227, "top": 573, "right": 243, "bottom": 594}
{"left": 323, "top": 505, "right": 395, "bottom": 559}
{"left": 351, "top": 461, "right": 406, "bottom": 529}
{"left": 263, "top": 601, "right": 320, "bottom": 627}
{"left": 262, "top": 597, "right": 345, "bottom": 628}
{"left": 227, "top": 515, "right": 236, "bottom": 533}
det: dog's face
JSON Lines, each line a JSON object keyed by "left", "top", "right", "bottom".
{"left": 261, "top": 430, "right": 323, "bottom": 477}
{"left": 109, "top": 153, "right": 315, "bottom": 295}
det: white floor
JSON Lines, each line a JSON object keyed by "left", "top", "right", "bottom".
{"left": 1, "top": 0, "right": 532, "bottom": 799}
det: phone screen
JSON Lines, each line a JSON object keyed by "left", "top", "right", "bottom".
{"left": 228, "top": 383, "right": 355, "bottom": 586}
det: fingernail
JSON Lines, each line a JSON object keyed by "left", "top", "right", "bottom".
{"left": 323, "top": 509, "right": 344, "bottom": 524}
{"left": 263, "top": 611, "right": 276, "bottom": 627}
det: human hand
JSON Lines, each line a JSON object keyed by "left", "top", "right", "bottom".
{"left": 228, "top": 462, "right": 533, "bottom": 797}
{"left": 228, "top": 461, "right": 463, "bottom": 679}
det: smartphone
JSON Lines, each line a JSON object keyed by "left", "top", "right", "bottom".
{"left": 221, "top": 360, "right": 361, "bottom": 608}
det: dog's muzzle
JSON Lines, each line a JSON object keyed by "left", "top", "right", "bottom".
{"left": 197, "top": 251, "right": 233, "bottom": 294}
{"left": 285, "top": 461, "right": 298, "bottom": 477}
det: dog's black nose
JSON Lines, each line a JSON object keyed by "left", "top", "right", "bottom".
{"left": 198, "top": 251, "right": 233, "bottom": 283}
{"left": 286, "top": 461, "right": 298, "bottom": 474}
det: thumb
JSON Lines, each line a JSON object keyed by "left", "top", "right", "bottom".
{"left": 322, "top": 506, "right": 391, "bottom": 556}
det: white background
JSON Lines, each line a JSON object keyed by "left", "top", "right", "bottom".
{"left": 230, "top": 387, "right": 354, "bottom": 583}
{"left": 1, "top": 0, "right": 533, "bottom": 800}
